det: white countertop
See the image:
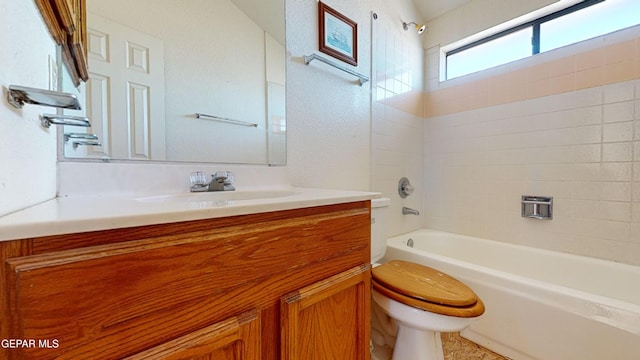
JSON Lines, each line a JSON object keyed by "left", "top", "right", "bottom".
{"left": 0, "top": 187, "right": 379, "bottom": 242}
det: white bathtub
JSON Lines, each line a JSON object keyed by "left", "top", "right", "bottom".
{"left": 382, "top": 229, "right": 640, "bottom": 360}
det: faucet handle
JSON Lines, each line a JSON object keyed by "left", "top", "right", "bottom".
{"left": 189, "top": 171, "right": 208, "bottom": 192}
{"left": 224, "top": 171, "right": 234, "bottom": 184}
{"left": 220, "top": 171, "right": 235, "bottom": 191}
{"left": 213, "top": 171, "right": 233, "bottom": 182}
{"left": 213, "top": 171, "right": 234, "bottom": 182}
{"left": 398, "top": 177, "right": 414, "bottom": 198}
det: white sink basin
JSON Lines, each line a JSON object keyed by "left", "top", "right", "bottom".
{"left": 135, "top": 190, "right": 298, "bottom": 204}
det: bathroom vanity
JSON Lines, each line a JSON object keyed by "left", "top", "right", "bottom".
{"left": 0, "top": 191, "right": 374, "bottom": 359}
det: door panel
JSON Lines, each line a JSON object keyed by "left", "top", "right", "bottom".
{"left": 281, "top": 265, "right": 371, "bottom": 360}
{"left": 125, "top": 310, "right": 261, "bottom": 360}
{"left": 69, "top": 12, "right": 166, "bottom": 160}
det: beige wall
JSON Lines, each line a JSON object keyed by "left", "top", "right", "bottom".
{"left": 424, "top": 0, "right": 567, "bottom": 49}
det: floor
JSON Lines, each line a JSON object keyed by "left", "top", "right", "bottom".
{"left": 441, "top": 333, "right": 508, "bottom": 360}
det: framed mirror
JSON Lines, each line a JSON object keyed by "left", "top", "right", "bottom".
{"left": 60, "top": 0, "right": 286, "bottom": 165}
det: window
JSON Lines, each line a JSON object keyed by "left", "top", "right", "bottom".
{"left": 444, "top": 0, "right": 640, "bottom": 80}
{"left": 540, "top": 0, "right": 640, "bottom": 52}
{"left": 446, "top": 28, "right": 532, "bottom": 80}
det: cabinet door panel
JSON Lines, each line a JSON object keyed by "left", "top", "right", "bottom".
{"left": 126, "top": 310, "right": 260, "bottom": 360}
{"left": 281, "top": 265, "right": 371, "bottom": 360}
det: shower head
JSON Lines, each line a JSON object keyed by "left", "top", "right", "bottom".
{"left": 403, "top": 21, "right": 426, "bottom": 34}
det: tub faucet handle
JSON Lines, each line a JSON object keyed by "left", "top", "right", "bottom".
{"left": 398, "top": 177, "right": 415, "bottom": 198}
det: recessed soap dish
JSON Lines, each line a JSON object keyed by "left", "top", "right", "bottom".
{"left": 521, "top": 196, "right": 553, "bottom": 220}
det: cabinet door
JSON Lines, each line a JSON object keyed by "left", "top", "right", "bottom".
{"left": 126, "top": 310, "right": 261, "bottom": 360}
{"left": 281, "top": 265, "right": 371, "bottom": 360}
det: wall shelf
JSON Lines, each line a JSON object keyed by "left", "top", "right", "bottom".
{"left": 8, "top": 85, "right": 81, "bottom": 110}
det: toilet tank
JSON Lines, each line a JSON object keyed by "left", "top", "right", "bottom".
{"left": 371, "top": 198, "right": 390, "bottom": 262}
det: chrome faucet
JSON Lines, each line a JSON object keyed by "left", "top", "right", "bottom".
{"left": 190, "top": 171, "right": 236, "bottom": 192}
{"left": 402, "top": 207, "right": 420, "bottom": 215}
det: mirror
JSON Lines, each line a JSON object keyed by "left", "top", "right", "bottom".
{"left": 61, "top": 0, "right": 286, "bottom": 165}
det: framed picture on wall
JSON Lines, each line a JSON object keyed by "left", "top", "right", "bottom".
{"left": 318, "top": 1, "right": 358, "bottom": 66}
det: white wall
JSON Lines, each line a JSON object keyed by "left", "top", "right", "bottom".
{"left": 0, "top": 0, "right": 57, "bottom": 217}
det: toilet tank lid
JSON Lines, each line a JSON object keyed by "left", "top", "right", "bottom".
{"left": 372, "top": 197, "right": 391, "bottom": 208}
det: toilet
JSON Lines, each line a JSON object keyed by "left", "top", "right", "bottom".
{"left": 370, "top": 198, "right": 484, "bottom": 360}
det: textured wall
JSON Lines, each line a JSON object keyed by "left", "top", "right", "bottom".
{"left": 285, "top": 0, "right": 372, "bottom": 191}
{"left": 0, "top": 0, "right": 57, "bottom": 216}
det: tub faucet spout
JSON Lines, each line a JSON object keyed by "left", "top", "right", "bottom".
{"left": 402, "top": 207, "right": 420, "bottom": 215}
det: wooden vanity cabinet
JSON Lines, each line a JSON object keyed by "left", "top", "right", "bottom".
{"left": 0, "top": 201, "right": 371, "bottom": 360}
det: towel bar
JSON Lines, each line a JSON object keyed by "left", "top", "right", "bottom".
{"left": 304, "top": 53, "right": 369, "bottom": 86}
{"left": 40, "top": 114, "right": 91, "bottom": 128}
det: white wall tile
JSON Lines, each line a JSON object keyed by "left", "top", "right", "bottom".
{"left": 371, "top": 9, "right": 426, "bottom": 236}
{"left": 599, "top": 163, "right": 633, "bottom": 182}
{"left": 599, "top": 201, "right": 632, "bottom": 222}
{"left": 604, "top": 82, "right": 635, "bottom": 103}
{"left": 603, "top": 122, "right": 634, "bottom": 142}
{"left": 602, "top": 142, "right": 634, "bottom": 162}
{"left": 600, "top": 182, "right": 632, "bottom": 202}
{"left": 633, "top": 182, "right": 640, "bottom": 202}
{"left": 424, "top": 79, "right": 640, "bottom": 265}
{"left": 603, "top": 101, "right": 635, "bottom": 123}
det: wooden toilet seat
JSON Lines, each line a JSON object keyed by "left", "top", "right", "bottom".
{"left": 372, "top": 260, "right": 485, "bottom": 318}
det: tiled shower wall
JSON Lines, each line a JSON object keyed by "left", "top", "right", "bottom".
{"left": 423, "top": 26, "right": 640, "bottom": 265}
{"left": 371, "top": 11, "right": 425, "bottom": 237}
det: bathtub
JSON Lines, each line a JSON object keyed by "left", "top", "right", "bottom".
{"left": 381, "top": 229, "right": 640, "bottom": 360}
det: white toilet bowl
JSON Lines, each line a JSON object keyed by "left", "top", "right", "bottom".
{"left": 372, "top": 289, "right": 477, "bottom": 360}
{"left": 371, "top": 260, "right": 484, "bottom": 360}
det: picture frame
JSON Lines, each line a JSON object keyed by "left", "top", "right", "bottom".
{"left": 318, "top": 1, "right": 357, "bottom": 66}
